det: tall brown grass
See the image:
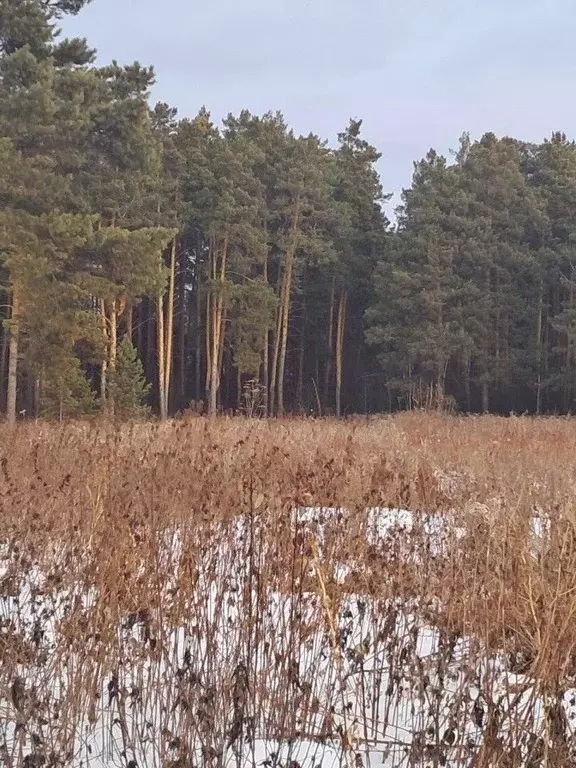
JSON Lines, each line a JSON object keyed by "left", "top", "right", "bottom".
{"left": 1, "top": 413, "right": 576, "bottom": 767}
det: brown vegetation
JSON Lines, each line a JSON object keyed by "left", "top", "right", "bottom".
{"left": 1, "top": 414, "right": 576, "bottom": 767}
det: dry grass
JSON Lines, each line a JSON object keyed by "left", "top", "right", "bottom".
{"left": 1, "top": 413, "right": 576, "bottom": 767}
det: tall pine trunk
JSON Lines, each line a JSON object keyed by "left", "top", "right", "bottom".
{"left": 272, "top": 198, "right": 301, "bottom": 416}
{"left": 335, "top": 289, "right": 347, "bottom": 418}
{"left": 269, "top": 301, "right": 281, "bottom": 416}
{"left": 277, "top": 260, "right": 292, "bottom": 417}
{"left": 207, "top": 235, "right": 229, "bottom": 417}
{"left": 324, "top": 275, "right": 336, "bottom": 408}
{"left": 0, "top": 319, "right": 8, "bottom": 412}
{"left": 482, "top": 268, "right": 491, "bottom": 414}
{"left": 158, "top": 238, "right": 177, "bottom": 421}
{"left": 157, "top": 289, "right": 166, "bottom": 420}
{"left": 194, "top": 276, "right": 201, "bottom": 403}
{"left": 165, "top": 239, "right": 176, "bottom": 416}
{"left": 99, "top": 298, "right": 108, "bottom": 404}
{"left": 536, "top": 280, "right": 543, "bottom": 415}
{"left": 463, "top": 349, "right": 471, "bottom": 413}
{"left": 178, "top": 246, "right": 187, "bottom": 409}
{"left": 205, "top": 277, "right": 211, "bottom": 403}
{"left": 216, "top": 311, "right": 226, "bottom": 411}
{"left": 108, "top": 299, "right": 118, "bottom": 416}
{"left": 6, "top": 287, "right": 20, "bottom": 425}
{"left": 136, "top": 301, "right": 143, "bottom": 352}
{"left": 261, "top": 249, "right": 269, "bottom": 417}
{"left": 297, "top": 318, "right": 305, "bottom": 412}
{"left": 481, "top": 381, "right": 489, "bottom": 414}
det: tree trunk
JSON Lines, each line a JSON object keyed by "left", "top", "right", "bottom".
{"left": 436, "top": 360, "right": 447, "bottom": 409}
{"left": 296, "top": 280, "right": 307, "bottom": 412}
{"left": 463, "top": 349, "right": 471, "bottom": 413}
{"left": 99, "top": 298, "right": 108, "bottom": 405}
{"left": 110, "top": 300, "right": 118, "bottom": 370}
{"left": 0, "top": 318, "right": 8, "bottom": 411}
{"left": 324, "top": 275, "right": 336, "bottom": 408}
{"left": 209, "top": 306, "right": 219, "bottom": 416}
{"left": 261, "top": 250, "right": 269, "bottom": 417}
{"left": 158, "top": 237, "right": 176, "bottom": 421}
{"left": 205, "top": 279, "right": 212, "bottom": 403}
{"left": 277, "top": 263, "right": 292, "bottom": 417}
{"left": 276, "top": 199, "right": 301, "bottom": 416}
{"left": 536, "top": 280, "right": 543, "bottom": 415}
{"left": 157, "top": 289, "right": 166, "bottom": 421}
{"left": 136, "top": 300, "right": 143, "bottom": 352}
{"left": 568, "top": 280, "right": 574, "bottom": 409}
{"left": 178, "top": 245, "right": 186, "bottom": 409}
{"left": 217, "top": 309, "right": 226, "bottom": 411}
{"left": 194, "top": 275, "right": 201, "bottom": 403}
{"left": 335, "top": 289, "right": 347, "bottom": 418}
{"left": 208, "top": 236, "right": 229, "bottom": 417}
{"left": 108, "top": 299, "right": 118, "bottom": 416}
{"left": 6, "top": 287, "right": 20, "bottom": 425}
{"left": 145, "top": 298, "right": 155, "bottom": 387}
{"left": 481, "top": 380, "right": 489, "bottom": 413}
{"left": 297, "top": 324, "right": 305, "bottom": 413}
{"left": 236, "top": 367, "right": 242, "bottom": 412}
{"left": 269, "top": 300, "right": 282, "bottom": 416}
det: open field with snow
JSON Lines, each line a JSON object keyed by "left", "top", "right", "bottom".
{"left": 2, "top": 414, "right": 576, "bottom": 767}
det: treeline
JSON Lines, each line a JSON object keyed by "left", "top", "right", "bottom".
{"left": 2, "top": 1, "right": 576, "bottom": 420}
{"left": 370, "top": 132, "right": 576, "bottom": 415}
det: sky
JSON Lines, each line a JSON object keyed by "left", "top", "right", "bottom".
{"left": 62, "top": 0, "right": 574, "bottom": 215}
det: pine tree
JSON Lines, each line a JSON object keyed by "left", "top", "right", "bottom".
{"left": 0, "top": 0, "right": 97, "bottom": 422}
{"left": 367, "top": 149, "right": 466, "bottom": 409}
{"left": 329, "top": 119, "right": 388, "bottom": 415}
{"left": 107, "top": 336, "right": 150, "bottom": 419}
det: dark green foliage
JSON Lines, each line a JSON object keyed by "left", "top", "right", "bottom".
{"left": 107, "top": 337, "right": 150, "bottom": 419}
{"left": 4, "top": 0, "right": 576, "bottom": 418}
{"left": 38, "top": 355, "right": 96, "bottom": 419}
{"left": 367, "top": 132, "right": 576, "bottom": 414}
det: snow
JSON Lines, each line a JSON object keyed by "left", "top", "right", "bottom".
{"left": 0, "top": 506, "right": 569, "bottom": 768}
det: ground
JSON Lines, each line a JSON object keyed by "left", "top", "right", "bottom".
{"left": 1, "top": 414, "right": 575, "bottom": 767}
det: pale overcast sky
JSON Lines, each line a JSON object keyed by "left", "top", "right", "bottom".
{"left": 62, "top": 0, "right": 573, "bottom": 214}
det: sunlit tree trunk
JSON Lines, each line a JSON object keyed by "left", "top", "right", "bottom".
{"left": 158, "top": 238, "right": 177, "bottom": 421}
{"left": 178, "top": 246, "right": 186, "bottom": 409}
{"left": 0, "top": 306, "right": 9, "bottom": 412}
{"left": 335, "top": 289, "right": 347, "bottom": 418}
{"left": 207, "top": 235, "right": 229, "bottom": 417}
{"left": 262, "top": 249, "right": 269, "bottom": 417}
{"left": 274, "top": 198, "right": 301, "bottom": 416}
{"left": 194, "top": 276, "right": 201, "bottom": 403}
{"left": 157, "top": 288, "right": 166, "bottom": 420}
{"left": 99, "top": 298, "right": 108, "bottom": 405}
{"left": 6, "top": 287, "right": 20, "bottom": 425}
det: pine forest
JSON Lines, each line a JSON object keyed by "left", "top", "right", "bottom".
{"left": 3, "top": 0, "right": 576, "bottom": 420}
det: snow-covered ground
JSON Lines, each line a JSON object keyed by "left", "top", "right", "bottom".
{"left": 1, "top": 506, "right": 571, "bottom": 768}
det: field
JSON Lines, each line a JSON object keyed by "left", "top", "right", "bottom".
{"left": 1, "top": 413, "right": 576, "bottom": 767}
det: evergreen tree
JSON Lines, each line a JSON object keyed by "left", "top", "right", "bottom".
{"left": 367, "top": 149, "right": 465, "bottom": 409}
{"left": 107, "top": 336, "right": 150, "bottom": 419}
{"left": 329, "top": 119, "right": 388, "bottom": 414}
{"left": 0, "top": 0, "right": 97, "bottom": 422}
{"left": 8, "top": 0, "right": 576, "bottom": 418}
